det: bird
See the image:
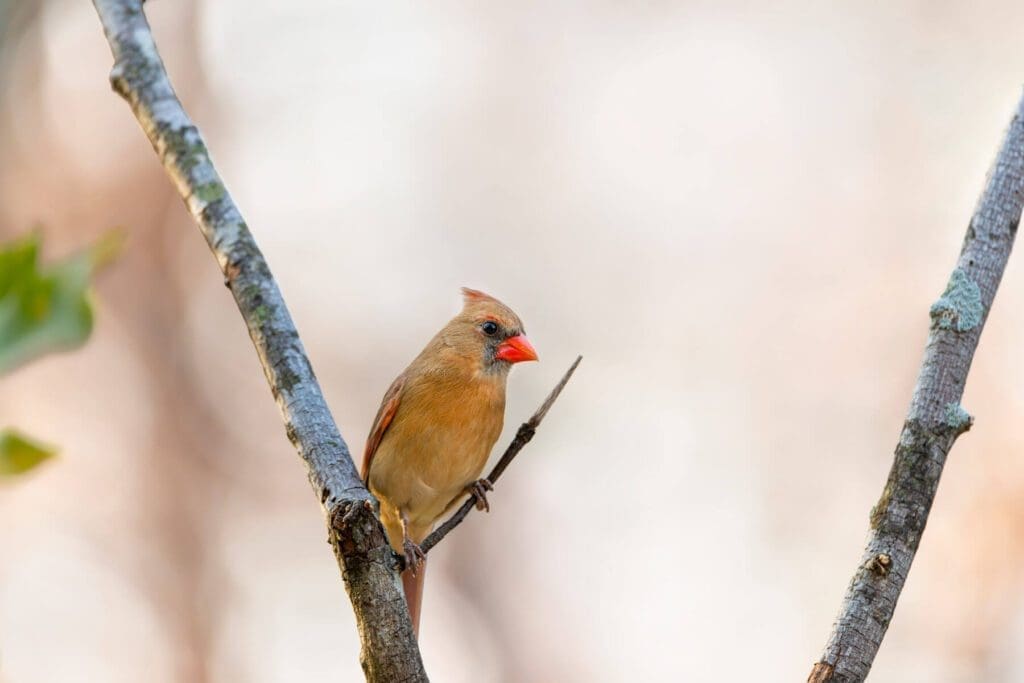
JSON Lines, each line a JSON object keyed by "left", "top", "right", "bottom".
{"left": 360, "top": 287, "right": 538, "bottom": 635}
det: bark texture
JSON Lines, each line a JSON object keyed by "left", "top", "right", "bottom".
{"left": 809, "top": 92, "right": 1024, "bottom": 682}
{"left": 91, "top": 2, "right": 428, "bottom": 680}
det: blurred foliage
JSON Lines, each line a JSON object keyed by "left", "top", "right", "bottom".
{"left": 0, "top": 230, "right": 120, "bottom": 478}
{"left": 0, "top": 230, "right": 120, "bottom": 374}
{"left": 0, "top": 429, "right": 56, "bottom": 476}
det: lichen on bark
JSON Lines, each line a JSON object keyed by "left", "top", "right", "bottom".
{"left": 944, "top": 402, "right": 972, "bottom": 430}
{"left": 929, "top": 267, "right": 984, "bottom": 332}
{"left": 91, "top": 1, "right": 429, "bottom": 680}
{"left": 810, "top": 92, "right": 1024, "bottom": 682}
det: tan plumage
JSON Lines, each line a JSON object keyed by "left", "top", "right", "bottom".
{"left": 361, "top": 288, "right": 538, "bottom": 634}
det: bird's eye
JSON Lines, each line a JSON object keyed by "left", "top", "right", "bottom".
{"left": 481, "top": 321, "right": 499, "bottom": 336}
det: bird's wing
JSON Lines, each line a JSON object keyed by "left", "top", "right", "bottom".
{"left": 361, "top": 373, "right": 406, "bottom": 482}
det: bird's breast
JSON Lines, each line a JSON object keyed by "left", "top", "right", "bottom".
{"left": 402, "top": 375, "right": 504, "bottom": 485}
{"left": 368, "top": 370, "right": 506, "bottom": 524}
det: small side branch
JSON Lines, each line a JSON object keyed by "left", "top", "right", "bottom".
{"left": 420, "top": 355, "right": 582, "bottom": 554}
{"left": 90, "top": 2, "right": 426, "bottom": 681}
{"left": 809, "top": 92, "right": 1024, "bottom": 682}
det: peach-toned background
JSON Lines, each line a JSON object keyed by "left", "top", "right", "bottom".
{"left": 4, "top": 2, "right": 1024, "bottom": 681}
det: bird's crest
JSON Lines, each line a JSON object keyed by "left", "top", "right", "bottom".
{"left": 461, "top": 287, "right": 499, "bottom": 306}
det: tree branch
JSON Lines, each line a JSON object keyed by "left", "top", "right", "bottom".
{"left": 809, "top": 92, "right": 1024, "bottom": 682}
{"left": 420, "top": 355, "right": 582, "bottom": 555}
{"left": 90, "top": 2, "right": 427, "bottom": 680}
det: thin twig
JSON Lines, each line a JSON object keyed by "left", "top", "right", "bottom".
{"left": 809, "top": 92, "right": 1024, "bottom": 682}
{"left": 420, "top": 355, "right": 582, "bottom": 554}
{"left": 90, "top": 2, "right": 426, "bottom": 681}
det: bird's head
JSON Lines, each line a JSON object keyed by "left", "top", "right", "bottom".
{"left": 445, "top": 287, "right": 538, "bottom": 373}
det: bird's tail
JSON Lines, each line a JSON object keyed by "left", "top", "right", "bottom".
{"left": 402, "top": 561, "right": 426, "bottom": 637}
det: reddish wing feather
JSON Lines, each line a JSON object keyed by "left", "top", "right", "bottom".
{"left": 361, "top": 374, "right": 406, "bottom": 482}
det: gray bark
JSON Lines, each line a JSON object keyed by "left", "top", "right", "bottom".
{"left": 809, "top": 92, "right": 1024, "bottom": 682}
{"left": 90, "top": 1, "right": 428, "bottom": 680}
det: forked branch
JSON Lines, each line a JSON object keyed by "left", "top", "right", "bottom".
{"left": 90, "top": 1, "right": 426, "bottom": 680}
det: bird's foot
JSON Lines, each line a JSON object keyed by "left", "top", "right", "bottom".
{"left": 403, "top": 538, "right": 426, "bottom": 575}
{"left": 467, "top": 478, "right": 494, "bottom": 512}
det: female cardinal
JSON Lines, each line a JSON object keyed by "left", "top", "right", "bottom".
{"left": 361, "top": 287, "right": 538, "bottom": 635}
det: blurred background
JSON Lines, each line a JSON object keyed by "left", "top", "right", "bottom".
{"left": 3, "top": 1, "right": 1024, "bottom": 681}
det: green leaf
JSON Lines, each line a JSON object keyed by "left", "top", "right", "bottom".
{"left": 0, "top": 429, "right": 57, "bottom": 476}
{"left": 0, "top": 230, "right": 121, "bottom": 375}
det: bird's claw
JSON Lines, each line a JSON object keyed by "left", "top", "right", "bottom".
{"left": 403, "top": 538, "right": 425, "bottom": 575}
{"left": 467, "top": 478, "right": 494, "bottom": 512}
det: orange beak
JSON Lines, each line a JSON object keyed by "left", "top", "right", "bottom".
{"left": 495, "top": 335, "right": 538, "bottom": 363}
